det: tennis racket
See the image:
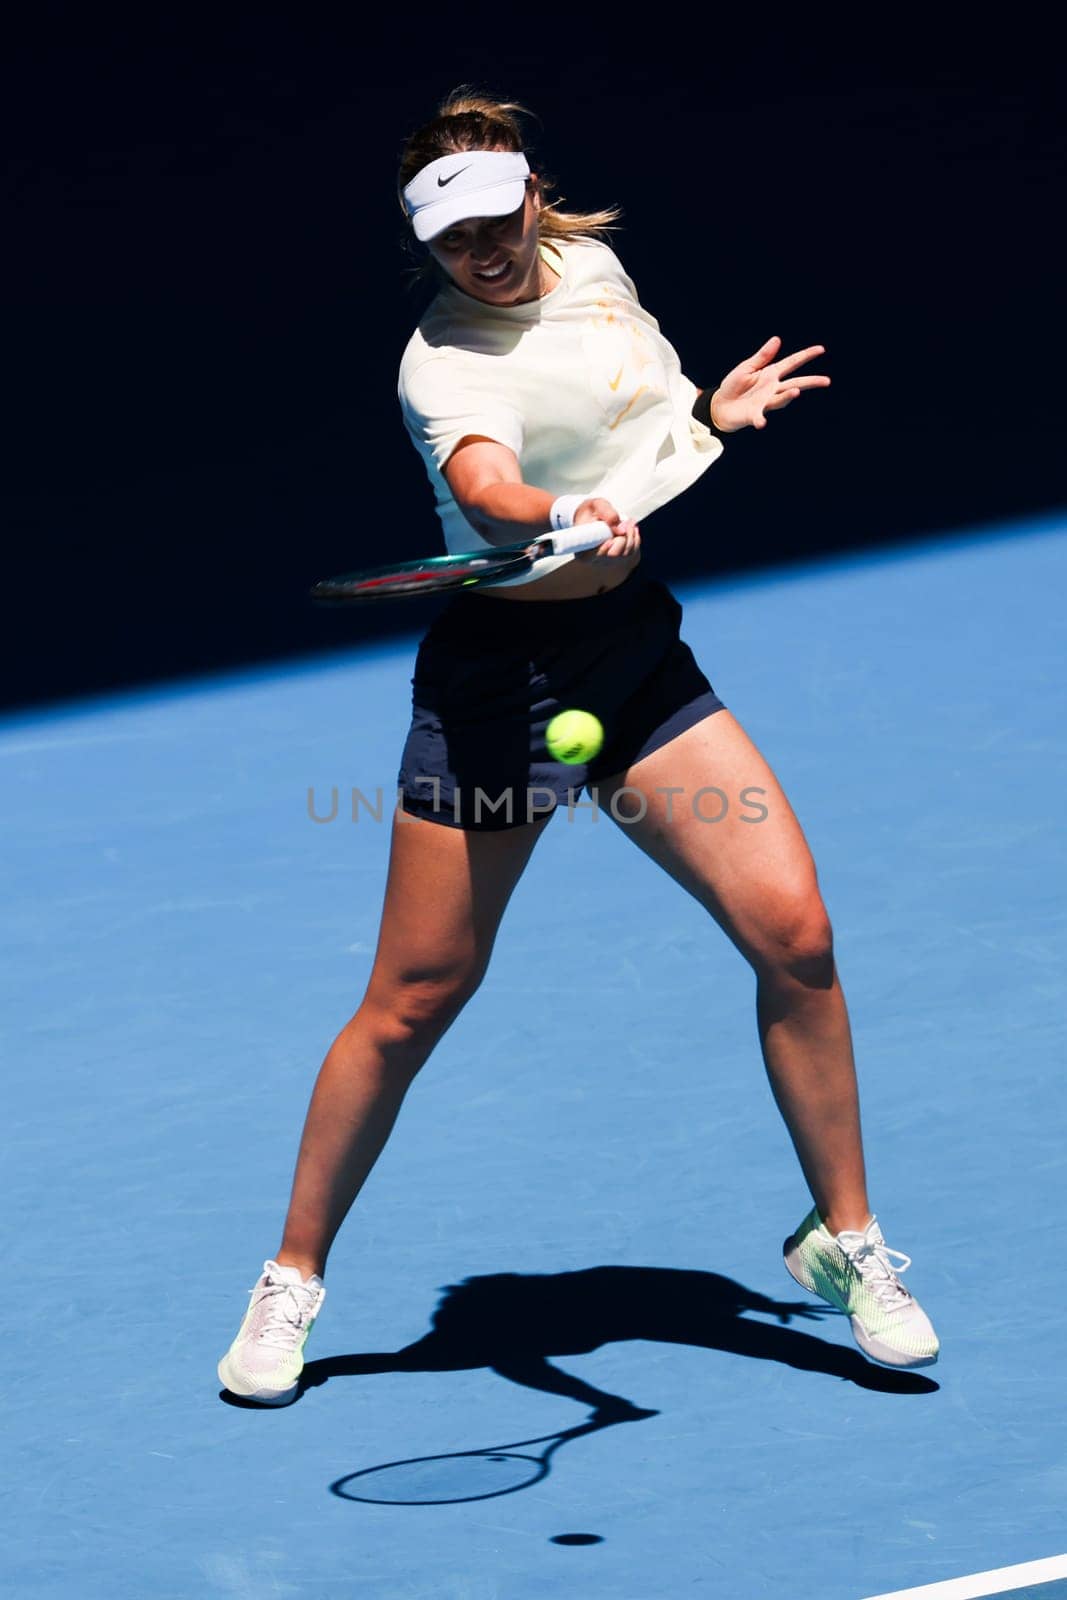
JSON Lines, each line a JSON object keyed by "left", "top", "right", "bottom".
{"left": 310, "top": 522, "right": 614, "bottom": 604}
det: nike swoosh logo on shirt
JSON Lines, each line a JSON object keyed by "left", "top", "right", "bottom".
{"left": 437, "top": 167, "right": 471, "bottom": 187}
{"left": 608, "top": 367, "right": 624, "bottom": 391}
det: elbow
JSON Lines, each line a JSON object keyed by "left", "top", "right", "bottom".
{"left": 460, "top": 499, "right": 494, "bottom": 539}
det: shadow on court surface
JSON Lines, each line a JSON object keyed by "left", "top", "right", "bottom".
{"left": 223, "top": 1267, "right": 938, "bottom": 1503}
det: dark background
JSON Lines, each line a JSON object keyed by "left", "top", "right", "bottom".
{"left": 3, "top": 8, "right": 1063, "bottom": 713}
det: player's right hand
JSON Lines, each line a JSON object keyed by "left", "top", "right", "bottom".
{"left": 573, "top": 498, "right": 641, "bottom": 561}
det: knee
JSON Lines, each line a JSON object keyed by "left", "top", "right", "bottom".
{"left": 369, "top": 958, "right": 486, "bottom": 1049}
{"left": 749, "top": 889, "right": 834, "bottom": 987}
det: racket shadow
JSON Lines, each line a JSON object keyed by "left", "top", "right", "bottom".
{"left": 305, "top": 1265, "right": 937, "bottom": 1506}
{"left": 329, "top": 1406, "right": 651, "bottom": 1506}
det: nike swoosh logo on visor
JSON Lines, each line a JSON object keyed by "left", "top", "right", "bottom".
{"left": 437, "top": 167, "right": 471, "bottom": 187}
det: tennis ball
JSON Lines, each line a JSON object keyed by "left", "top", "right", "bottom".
{"left": 546, "top": 709, "right": 604, "bottom": 765}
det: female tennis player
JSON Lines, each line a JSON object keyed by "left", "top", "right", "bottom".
{"left": 219, "top": 89, "right": 939, "bottom": 1404}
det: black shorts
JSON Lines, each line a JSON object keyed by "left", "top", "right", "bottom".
{"left": 396, "top": 571, "right": 726, "bottom": 830}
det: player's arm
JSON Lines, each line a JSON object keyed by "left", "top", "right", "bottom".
{"left": 444, "top": 436, "right": 554, "bottom": 544}
{"left": 444, "top": 437, "right": 637, "bottom": 557}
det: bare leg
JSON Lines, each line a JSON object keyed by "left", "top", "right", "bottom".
{"left": 599, "top": 711, "right": 870, "bottom": 1235}
{"left": 277, "top": 810, "right": 549, "bottom": 1277}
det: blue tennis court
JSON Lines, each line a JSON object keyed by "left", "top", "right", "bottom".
{"left": 5, "top": 513, "right": 1065, "bottom": 1599}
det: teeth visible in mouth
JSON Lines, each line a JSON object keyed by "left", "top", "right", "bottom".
{"left": 475, "top": 262, "right": 509, "bottom": 279}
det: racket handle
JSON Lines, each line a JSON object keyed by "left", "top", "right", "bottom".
{"left": 543, "top": 522, "right": 614, "bottom": 556}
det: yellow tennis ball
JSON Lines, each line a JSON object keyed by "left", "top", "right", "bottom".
{"left": 546, "top": 709, "right": 604, "bottom": 765}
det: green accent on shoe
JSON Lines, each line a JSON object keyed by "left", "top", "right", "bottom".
{"left": 784, "top": 1207, "right": 939, "bottom": 1369}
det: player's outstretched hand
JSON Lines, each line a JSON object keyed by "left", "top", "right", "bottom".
{"left": 573, "top": 497, "right": 641, "bottom": 562}
{"left": 710, "top": 336, "right": 830, "bottom": 432}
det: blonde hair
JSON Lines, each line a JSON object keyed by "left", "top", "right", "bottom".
{"left": 397, "top": 87, "right": 622, "bottom": 281}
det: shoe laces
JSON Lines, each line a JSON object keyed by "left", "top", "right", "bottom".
{"left": 251, "top": 1267, "right": 320, "bottom": 1351}
{"left": 836, "top": 1220, "right": 913, "bottom": 1311}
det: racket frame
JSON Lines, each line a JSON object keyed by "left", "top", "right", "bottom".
{"left": 310, "top": 522, "right": 614, "bottom": 604}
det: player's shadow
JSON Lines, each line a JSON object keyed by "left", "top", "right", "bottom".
{"left": 297, "top": 1264, "right": 939, "bottom": 1411}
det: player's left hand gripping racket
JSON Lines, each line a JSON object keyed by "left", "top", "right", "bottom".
{"left": 310, "top": 523, "right": 613, "bottom": 604}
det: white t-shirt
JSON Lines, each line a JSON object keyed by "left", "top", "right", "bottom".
{"left": 397, "top": 237, "right": 723, "bottom": 583}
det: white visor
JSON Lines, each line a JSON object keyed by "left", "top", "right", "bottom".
{"left": 403, "top": 150, "right": 531, "bottom": 242}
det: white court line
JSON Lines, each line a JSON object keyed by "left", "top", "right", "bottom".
{"left": 863, "top": 1553, "right": 1067, "bottom": 1599}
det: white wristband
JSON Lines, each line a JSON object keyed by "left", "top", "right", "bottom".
{"left": 548, "top": 493, "right": 586, "bottom": 532}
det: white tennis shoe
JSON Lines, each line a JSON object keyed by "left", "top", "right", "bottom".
{"left": 218, "top": 1260, "right": 326, "bottom": 1405}
{"left": 784, "top": 1208, "right": 939, "bottom": 1369}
